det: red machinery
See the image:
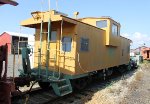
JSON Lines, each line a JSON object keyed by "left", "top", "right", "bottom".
{"left": 0, "top": 1, "right": 24, "bottom": 104}
{"left": 0, "top": 44, "right": 34, "bottom": 104}
{"left": 0, "top": 44, "right": 16, "bottom": 104}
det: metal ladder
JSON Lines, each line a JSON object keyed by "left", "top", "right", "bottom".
{"left": 38, "top": 10, "right": 61, "bottom": 79}
{"left": 38, "top": 13, "right": 52, "bottom": 79}
{"left": 50, "top": 49, "right": 72, "bottom": 96}
{"left": 38, "top": 12, "right": 72, "bottom": 96}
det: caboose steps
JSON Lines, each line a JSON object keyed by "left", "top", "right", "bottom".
{"left": 51, "top": 78, "right": 73, "bottom": 96}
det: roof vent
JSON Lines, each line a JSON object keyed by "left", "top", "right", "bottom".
{"left": 53, "top": 10, "right": 68, "bottom": 17}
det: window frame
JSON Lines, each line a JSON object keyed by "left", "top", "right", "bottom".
{"left": 112, "top": 23, "right": 118, "bottom": 36}
{"left": 96, "top": 20, "right": 107, "bottom": 28}
{"left": 61, "top": 36, "right": 72, "bottom": 52}
{"left": 80, "top": 37, "right": 89, "bottom": 52}
{"left": 50, "top": 31, "right": 57, "bottom": 42}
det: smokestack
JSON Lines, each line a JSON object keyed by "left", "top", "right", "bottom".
{"left": 74, "top": 12, "right": 79, "bottom": 19}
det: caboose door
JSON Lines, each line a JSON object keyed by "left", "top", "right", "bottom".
{"left": 48, "top": 30, "right": 58, "bottom": 71}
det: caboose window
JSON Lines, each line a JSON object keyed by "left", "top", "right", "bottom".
{"left": 96, "top": 20, "right": 107, "bottom": 28}
{"left": 62, "top": 36, "right": 72, "bottom": 52}
{"left": 80, "top": 38, "right": 89, "bottom": 51}
{"left": 112, "top": 24, "right": 118, "bottom": 36}
{"left": 50, "top": 31, "right": 57, "bottom": 41}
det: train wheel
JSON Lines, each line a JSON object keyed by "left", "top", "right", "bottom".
{"left": 106, "top": 69, "right": 113, "bottom": 76}
{"left": 127, "top": 64, "right": 132, "bottom": 70}
{"left": 72, "top": 78, "right": 88, "bottom": 90}
{"left": 117, "top": 66, "right": 126, "bottom": 74}
{"left": 38, "top": 82, "right": 51, "bottom": 89}
{"left": 87, "top": 76, "right": 92, "bottom": 85}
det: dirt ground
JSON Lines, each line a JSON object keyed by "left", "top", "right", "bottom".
{"left": 124, "top": 63, "right": 150, "bottom": 104}
{"left": 84, "top": 63, "right": 150, "bottom": 104}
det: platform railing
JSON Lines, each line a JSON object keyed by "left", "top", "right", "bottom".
{"left": 15, "top": 40, "right": 76, "bottom": 81}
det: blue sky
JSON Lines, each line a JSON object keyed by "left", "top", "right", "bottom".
{"left": 0, "top": 0, "right": 150, "bottom": 48}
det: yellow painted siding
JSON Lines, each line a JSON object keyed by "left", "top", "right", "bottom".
{"left": 76, "top": 22, "right": 105, "bottom": 73}
{"left": 33, "top": 22, "right": 76, "bottom": 75}
{"left": 119, "top": 37, "right": 130, "bottom": 65}
{"left": 109, "top": 20, "right": 120, "bottom": 46}
{"left": 75, "top": 22, "right": 123, "bottom": 75}
{"left": 80, "top": 18, "right": 120, "bottom": 46}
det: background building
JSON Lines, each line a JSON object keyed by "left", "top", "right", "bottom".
{"left": 130, "top": 46, "right": 150, "bottom": 63}
{"left": 0, "top": 32, "right": 30, "bottom": 54}
{"left": 0, "top": 32, "right": 34, "bottom": 77}
{"left": 141, "top": 47, "right": 150, "bottom": 60}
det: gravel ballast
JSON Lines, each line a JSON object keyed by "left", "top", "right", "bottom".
{"left": 85, "top": 63, "right": 150, "bottom": 104}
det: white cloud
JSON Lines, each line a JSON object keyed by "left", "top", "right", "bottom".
{"left": 121, "top": 32, "right": 150, "bottom": 49}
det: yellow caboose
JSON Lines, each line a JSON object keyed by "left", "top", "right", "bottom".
{"left": 20, "top": 10, "right": 131, "bottom": 96}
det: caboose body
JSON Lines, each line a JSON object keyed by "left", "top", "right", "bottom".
{"left": 20, "top": 10, "right": 131, "bottom": 96}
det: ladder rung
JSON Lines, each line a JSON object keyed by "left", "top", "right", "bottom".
{"left": 58, "top": 62, "right": 64, "bottom": 63}
{"left": 64, "top": 65, "right": 74, "bottom": 68}
{"left": 58, "top": 55, "right": 69, "bottom": 57}
{"left": 49, "top": 41, "right": 56, "bottom": 43}
{"left": 41, "top": 32, "right": 48, "bottom": 34}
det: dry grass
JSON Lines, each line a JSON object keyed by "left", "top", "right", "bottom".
{"left": 120, "top": 69, "right": 144, "bottom": 103}
{"left": 85, "top": 91, "right": 115, "bottom": 104}
{"left": 134, "top": 70, "right": 143, "bottom": 81}
{"left": 85, "top": 66, "right": 145, "bottom": 104}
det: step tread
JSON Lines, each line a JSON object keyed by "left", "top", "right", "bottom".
{"left": 50, "top": 78, "right": 72, "bottom": 96}
{"left": 48, "top": 77, "right": 66, "bottom": 82}
{"left": 60, "top": 90, "right": 72, "bottom": 96}
{"left": 58, "top": 84, "right": 70, "bottom": 90}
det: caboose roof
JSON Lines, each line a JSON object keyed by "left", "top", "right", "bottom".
{"left": 21, "top": 10, "right": 131, "bottom": 42}
{"left": 120, "top": 36, "right": 132, "bottom": 42}
{"left": 21, "top": 10, "right": 106, "bottom": 32}
{"left": 21, "top": 10, "right": 77, "bottom": 28}
{"left": 78, "top": 17, "right": 121, "bottom": 26}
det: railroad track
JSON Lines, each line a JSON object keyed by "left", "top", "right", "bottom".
{"left": 12, "top": 69, "right": 136, "bottom": 104}
{"left": 12, "top": 88, "right": 59, "bottom": 104}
